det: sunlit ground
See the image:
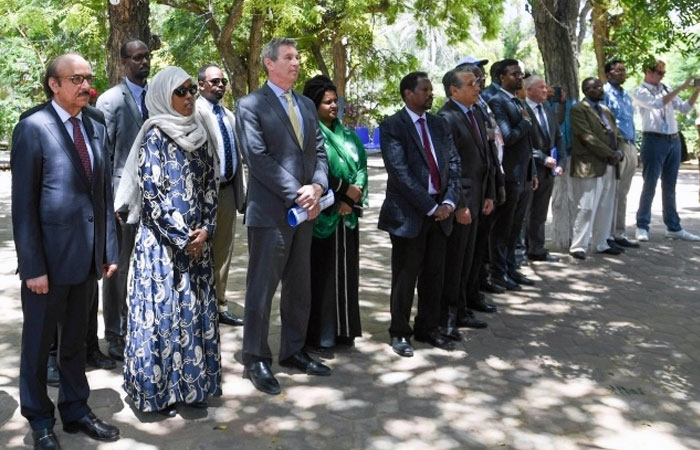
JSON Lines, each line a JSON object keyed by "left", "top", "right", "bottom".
{"left": 0, "top": 160, "right": 699, "bottom": 449}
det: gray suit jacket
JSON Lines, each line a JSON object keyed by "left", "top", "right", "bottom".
{"left": 235, "top": 83, "right": 328, "bottom": 227}
{"left": 378, "top": 108, "right": 461, "bottom": 239}
{"left": 96, "top": 80, "right": 144, "bottom": 195}
{"left": 11, "top": 103, "right": 119, "bottom": 285}
{"left": 195, "top": 97, "right": 246, "bottom": 213}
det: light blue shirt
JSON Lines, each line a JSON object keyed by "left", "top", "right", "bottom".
{"left": 451, "top": 97, "right": 476, "bottom": 117}
{"left": 51, "top": 100, "right": 94, "bottom": 168}
{"left": 125, "top": 76, "right": 147, "bottom": 117}
{"left": 603, "top": 82, "right": 635, "bottom": 141}
{"left": 267, "top": 80, "right": 304, "bottom": 138}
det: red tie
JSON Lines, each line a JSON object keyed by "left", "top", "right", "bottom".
{"left": 466, "top": 109, "right": 485, "bottom": 150}
{"left": 69, "top": 117, "right": 92, "bottom": 182}
{"left": 417, "top": 118, "right": 441, "bottom": 191}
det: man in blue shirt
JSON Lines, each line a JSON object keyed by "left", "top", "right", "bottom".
{"left": 602, "top": 59, "right": 640, "bottom": 248}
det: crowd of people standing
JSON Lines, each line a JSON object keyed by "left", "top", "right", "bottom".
{"left": 10, "top": 36, "right": 700, "bottom": 450}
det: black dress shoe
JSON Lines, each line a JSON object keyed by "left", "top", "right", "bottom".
{"left": 107, "top": 337, "right": 125, "bottom": 361}
{"left": 614, "top": 237, "right": 640, "bottom": 248}
{"left": 32, "top": 428, "right": 61, "bottom": 450}
{"left": 570, "top": 250, "right": 586, "bottom": 260}
{"left": 391, "top": 337, "right": 414, "bottom": 357}
{"left": 508, "top": 270, "right": 535, "bottom": 286}
{"left": 456, "top": 310, "right": 488, "bottom": 329}
{"left": 46, "top": 356, "right": 59, "bottom": 388}
{"left": 597, "top": 246, "right": 622, "bottom": 255}
{"left": 244, "top": 361, "right": 281, "bottom": 395}
{"left": 480, "top": 278, "right": 506, "bottom": 294}
{"left": 528, "top": 252, "right": 560, "bottom": 262}
{"left": 219, "top": 311, "right": 244, "bottom": 326}
{"left": 492, "top": 274, "right": 522, "bottom": 291}
{"left": 157, "top": 404, "right": 177, "bottom": 417}
{"left": 440, "top": 326, "right": 462, "bottom": 341}
{"left": 280, "top": 351, "right": 331, "bottom": 376}
{"left": 86, "top": 348, "right": 116, "bottom": 370}
{"left": 605, "top": 239, "right": 625, "bottom": 252}
{"left": 63, "top": 412, "right": 120, "bottom": 441}
{"left": 414, "top": 331, "right": 455, "bottom": 351}
{"left": 468, "top": 294, "right": 498, "bottom": 313}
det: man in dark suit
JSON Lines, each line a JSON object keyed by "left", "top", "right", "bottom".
{"left": 569, "top": 77, "right": 624, "bottom": 259}
{"left": 523, "top": 75, "right": 563, "bottom": 262}
{"left": 12, "top": 53, "right": 120, "bottom": 449}
{"left": 437, "top": 65, "right": 493, "bottom": 336}
{"left": 379, "top": 71, "right": 461, "bottom": 357}
{"left": 96, "top": 39, "right": 150, "bottom": 361}
{"left": 236, "top": 38, "right": 329, "bottom": 395}
{"left": 196, "top": 64, "right": 246, "bottom": 327}
{"left": 487, "top": 59, "right": 538, "bottom": 291}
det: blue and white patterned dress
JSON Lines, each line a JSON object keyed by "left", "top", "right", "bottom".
{"left": 124, "top": 127, "right": 221, "bottom": 412}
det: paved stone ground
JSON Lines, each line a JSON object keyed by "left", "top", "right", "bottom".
{"left": 0, "top": 157, "right": 699, "bottom": 450}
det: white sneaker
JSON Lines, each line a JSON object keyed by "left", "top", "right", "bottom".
{"left": 635, "top": 228, "right": 649, "bottom": 242}
{"left": 664, "top": 229, "right": 700, "bottom": 241}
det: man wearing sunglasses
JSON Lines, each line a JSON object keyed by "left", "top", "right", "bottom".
{"left": 96, "top": 39, "right": 151, "bottom": 363}
{"left": 632, "top": 59, "right": 700, "bottom": 242}
{"left": 196, "top": 64, "right": 246, "bottom": 328}
{"left": 12, "top": 53, "right": 120, "bottom": 449}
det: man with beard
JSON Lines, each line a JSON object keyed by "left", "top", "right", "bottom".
{"left": 196, "top": 64, "right": 246, "bottom": 327}
{"left": 96, "top": 39, "right": 150, "bottom": 362}
{"left": 379, "top": 71, "right": 461, "bottom": 357}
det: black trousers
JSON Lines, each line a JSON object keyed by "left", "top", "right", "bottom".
{"left": 389, "top": 218, "right": 447, "bottom": 338}
{"left": 20, "top": 277, "right": 95, "bottom": 430}
{"left": 465, "top": 208, "right": 495, "bottom": 308}
{"left": 527, "top": 171, "right": 555, "bottom": 256}
{"left": 489, "top": 178, "right": 531, "bottom": 277}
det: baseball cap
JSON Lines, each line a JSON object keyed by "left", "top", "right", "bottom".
{"left": 456, "top": 55, "right": 489, "bottom": 68}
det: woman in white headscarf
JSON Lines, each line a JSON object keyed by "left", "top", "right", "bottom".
{"left": 119, "top": 66, "right": 221, "bottom": 417}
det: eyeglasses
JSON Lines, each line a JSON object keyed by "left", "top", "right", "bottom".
{"left": 207, "top": 78, "right": 228, "bottom": 86}
{"left": 464, "top": 77, "right": 485, "bottom": 88}
{"left": 59, "top": 75, "right": 95, "bottom": 85}
{"left": 125, "top": 53, "right": 150, "bottom": 63}
{"left": 173, "top": 85, "right": 198, "bottom": 97}
{"left": 653, "top": 69, "right": 666, "bottom": 76}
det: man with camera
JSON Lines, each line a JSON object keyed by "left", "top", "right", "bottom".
{"left": 632, "top": 59, "right": 700, "bottom": 242}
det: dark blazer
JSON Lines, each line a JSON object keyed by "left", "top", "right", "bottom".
{"left": 438, "top": 99, "right": 493, "bottom": 209}
{"left": 236, "top": 83, "right": 328, "bottom": 227}
{"left": 378, "top": 108, "right": 461, "bottom": 238}
{"left": 475, "top": 99, "right": 504, "bottom": 199}
{"left": 570, "top": 100, "right": 624, "bottom": 179}
{"left": 488, "top": 91, "right": 535, "bottom": 182}
{"left": 11, "top": 102, "right": 118, "bottom": 285}
{"left": 96, "top": 80, "right": 145, "bottom": 194}
{"left": 524, "top": 100, "right": 564, "bottom": 175}
{"left": 481, "top": 83, "right": 501, "bottom": 103}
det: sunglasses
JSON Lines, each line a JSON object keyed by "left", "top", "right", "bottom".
{"left": 173, "top": 85, "right": 198, "bottom": 97}
{"left": 59, "top": 74, "right": 95, "bottom": 85}
{"left": 207, "top": 77, "right": 228, "bottom": 86}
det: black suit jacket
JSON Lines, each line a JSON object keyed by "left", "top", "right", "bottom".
{"left": 438, "top": 99, "right": 493, "bottom": 209}
{"left": 378, "top": 108, "right": 461, "bottom": 238}
{"left": 11, "top": 102, "right": 118, "bottom": 285}
{"left": 524, "top": 100, "right": 563, "bottom": 176}
{"left": 488, "top": 91, "right": 536, "bottom": 182}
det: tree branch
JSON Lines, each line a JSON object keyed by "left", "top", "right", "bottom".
{"left": 577, "top": 0, "right": 592, "bottom": 53}
{"left": 220, "top": 0, "right": 245, "bottom": 44}
{"left": 153, "top": 0, "right": 206, "bottom": 15}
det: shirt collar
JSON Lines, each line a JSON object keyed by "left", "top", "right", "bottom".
{"left": 203, "top": 98, "right": 221, "bottom": 112}
{"left": 525, "top": 97, "right": 541, "bottom": 110}
{"left": 51, "top": 99, "right": 82, "bottom": 123}
{"left": 267, "top": 80, "right": 290, "bottom": 98}
{"left": 450, "top": 98, "right": 474, "bottom": 115}
{"left": 642, "top": 81, "right": 661, "bottom": 92}
{"left": 404, "top": 106, "right": 426, "bottom": 124}
{"left": 585, "top": 97, "right": 600, "bottom": 108}
{"left": 125, "top": 76, "right": 147, "bottom": 95}
{"left": 604, "top": 81, "right": 624, "bottom": 94}
{"left": 500, "top": 87, "right": 516, "bottom": 99}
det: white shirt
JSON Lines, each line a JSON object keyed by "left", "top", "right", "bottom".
{"left": 405, "top": 106, "right": 439, "bottom": 195}
{"left": 632, "top": 81, "right": 692, "bottom": 134}
{"left": 51, "top": 100, "right": 94, "bottom": 168}
{"left": 201, "top": 98, "right": 238, "bottom": 180}
{"left": 525, "top": 97, "right": 549, "bottom": 139}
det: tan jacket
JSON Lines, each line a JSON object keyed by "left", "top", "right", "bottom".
{"left": 570, "top": 99, "right": 623, "bottom": 179}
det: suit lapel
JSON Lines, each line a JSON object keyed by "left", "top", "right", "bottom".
{"left": 44, "top": 104, "right": 91, "bottom": 189}
{"left": 261, "top": 84, "right": 301, "bottom": 149}
{"left": 426, "top": 113, "right": 446, "bottom": 176}
{"left": 399, "top": 109, "right": 429, "bottom": 168}
{"left": 120, "top": 81, "right": 144, "bottom": 127}
{"left": 83, "top": 113, "right": 102, "bottom": 189}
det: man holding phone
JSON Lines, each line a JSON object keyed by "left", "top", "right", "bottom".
{"left": 632, "top": 59, "right": 700, "bottom": 242}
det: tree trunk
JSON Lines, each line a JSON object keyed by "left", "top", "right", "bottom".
{"left": 105, "top": 0, "right": 150, "bottom": 87}
{"left": 591, "top": 1, "right": 610, "bottom": 82}
{"left": 332, "top": 38, "right": 347, "bottom": 99}
{"left": 246, "top": 10, "right": 264, "bottom": 94}
{"left": 529, "top": 0, "right": 581, "bottom": 251}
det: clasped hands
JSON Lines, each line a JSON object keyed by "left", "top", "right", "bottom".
{"left": 296, "top": 183, "right": 323, "bottom": 221}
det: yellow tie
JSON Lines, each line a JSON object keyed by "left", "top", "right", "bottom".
{"left": 283, "top": 92, "right": 303, "bottom": 145}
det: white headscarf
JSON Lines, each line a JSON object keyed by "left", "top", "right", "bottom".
{"left": 114, "top": 66, "right": 212, "bottom": 223}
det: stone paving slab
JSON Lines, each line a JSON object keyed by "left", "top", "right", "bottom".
{"left": 1, "top": 159, "right": 700, "bottom": 449}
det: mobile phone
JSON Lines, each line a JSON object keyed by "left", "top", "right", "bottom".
{"left": 554, "top": 86, "right": 562, "bottom": 99}
{"left": 694, "top": 78, "right": 700, "bottom": 87}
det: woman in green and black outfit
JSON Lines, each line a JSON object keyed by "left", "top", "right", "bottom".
{"left": 302, "top": 75, "right": 368, "bottom": 349}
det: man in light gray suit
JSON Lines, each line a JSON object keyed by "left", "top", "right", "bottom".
{"left": 96, "top": 39, "right": 150, "bottom": 361}
{"left": 236, "top": 37, "right": 329, "bottom": 395}
{"left": 196, "top": 64, "right": 246, "bottom": 327}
